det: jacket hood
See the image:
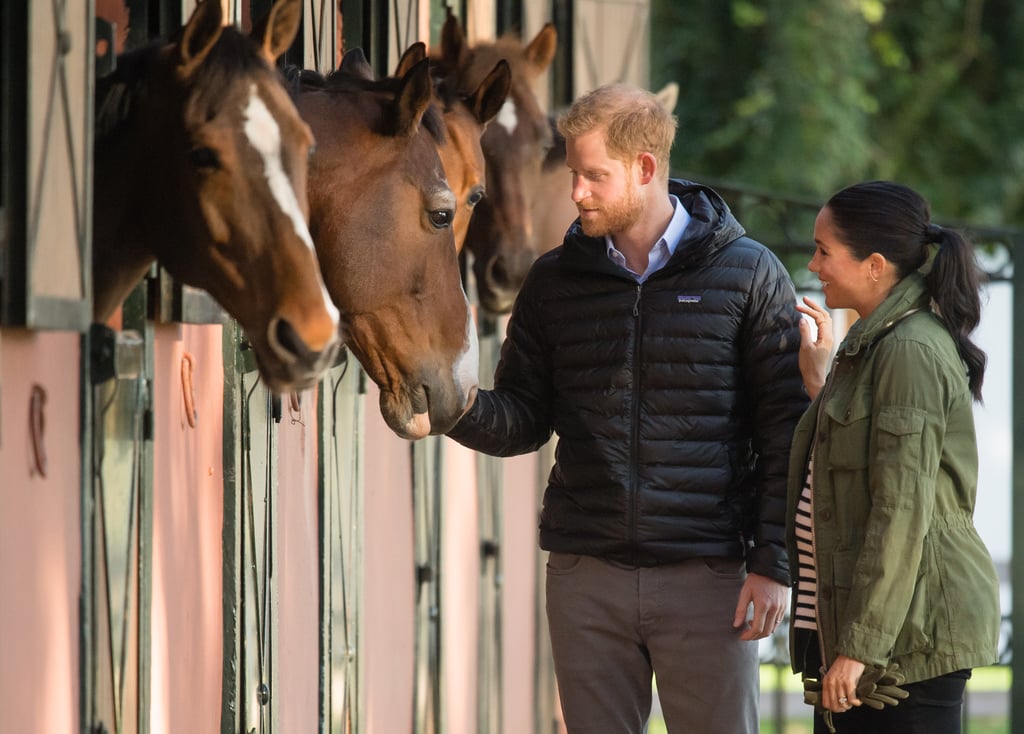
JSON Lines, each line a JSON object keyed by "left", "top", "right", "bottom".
{"left": 841, "top": 272, "right": 931, "bottom": 356}
{"left": 558, "top": 179, "right": 746, "bottom": 273}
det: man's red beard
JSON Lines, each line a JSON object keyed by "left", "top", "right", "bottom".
{"left": 578, "top": 179, "right": 646, "bottom": 238}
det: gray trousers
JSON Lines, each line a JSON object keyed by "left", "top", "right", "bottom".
{"left": 545, "top": 553, "right": 760, "bottom": 734}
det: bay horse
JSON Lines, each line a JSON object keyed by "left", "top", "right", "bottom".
{"left": 531, "top": 82, "right": 681, "bottom": 256}
{"left": 393, "top": 42, "right": 511, "bottom": 253}
{"left": 289, "top": 50, "right": 478, "bottom": 439}
{"left": 432, "top": 12, "right": 558, "bottom": 313}
{"left": 93, "top": 0, "right": 340, "bottom": 393}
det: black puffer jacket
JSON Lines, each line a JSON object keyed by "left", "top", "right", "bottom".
{"left": 449, "top": 180, "right": 807, "bottom": 584}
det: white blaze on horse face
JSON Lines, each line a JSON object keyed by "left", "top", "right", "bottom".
{"left": 453, "top": 294, "right": 480, "bottom": 398}
{"left": 495, "top": 99, "right": 519, "bottom": 136}
{"left": 242, "top": 85, "right": 340, "bottom": 325}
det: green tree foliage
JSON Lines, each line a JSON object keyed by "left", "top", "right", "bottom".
{"left": 651, "top": 0, "right": 1024, "bottom": 227}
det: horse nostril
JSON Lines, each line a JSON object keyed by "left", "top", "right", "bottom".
{"left": 488, "top": 254, "right": 511, "bottom": 288}
{"left": 269, "top": 317, "right": 311, "bottom": 364}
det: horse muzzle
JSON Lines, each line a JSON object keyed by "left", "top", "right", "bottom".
{"left": 253, "top": 316, "right": 343, "bottom": 392}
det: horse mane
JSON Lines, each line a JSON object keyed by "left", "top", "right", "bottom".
{"left": 95, "top": 28, "right": 270, "bottom": 143}
{"left": 95, "top": 45, "right": 159, "bottom": 141}
{"left": 542, "top": 115, "right": 566, "bottom": 172}
{"left": 285, "top": 65, "right": 447, "bottom": 145}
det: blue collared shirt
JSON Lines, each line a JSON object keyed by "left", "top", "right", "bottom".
{"left": 606, "top": 195, "right": 691, "bottom": 282}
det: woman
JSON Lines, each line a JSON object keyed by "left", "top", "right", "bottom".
{"left": 787, "top": 181, "right": 1001, "bottom": 734}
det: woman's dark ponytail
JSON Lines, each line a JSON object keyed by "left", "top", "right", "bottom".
{"left": 925, "top": 226, "right": 986, "bottom": 401}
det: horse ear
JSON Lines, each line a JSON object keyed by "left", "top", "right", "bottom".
{"left": 176, "top": 0, "right": 224, "bottom": 75}
{"left": 394, "top": 58, "right": 433, "bottom": 137}
{"left": 252, "top": 0, "right": 302, "bottom": 64}
{"left": 654, "top": 81, "right": 679, "bottom": 114}
{"left": 395, "top": 41, "right": 426, "bottom": 78}
{"left": 341, "top": 48, "right": 375, "bottom": 80}
{"left": 468, "top": 60, "right": 511, "bottom": 126}
{"left": 523, "top": 23, "right": 557, "bottom": 78}
{"left": 440, "top": 7, "right": 469, "bottom": 69}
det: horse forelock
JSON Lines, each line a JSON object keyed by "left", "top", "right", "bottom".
{"left": 431, "top": 74, "right": 464, "bottom": 111}
{"left": 420, "top": 104, "right": 447, "bottom": 146}
{"left": 96, "top": 27, "right": 278, "bottom": 142}
{"left": 188, "top": 28, "right": 275, "bottom": 119}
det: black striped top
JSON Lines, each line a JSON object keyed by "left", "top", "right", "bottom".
{"left": 794, "top": 456, "right": 818, "bottom": 631}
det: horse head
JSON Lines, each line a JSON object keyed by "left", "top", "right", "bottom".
{"left": 433, "top": 11, "right": 557, "bottom": 313}
{"left": 293, "top": 51, "right": 479, "bottom": 439}
{"left": 92, "top": 0, "right": 340, "bottom": 392}
{"left": 395, "top": 42, "right": 510, "bottom": 253}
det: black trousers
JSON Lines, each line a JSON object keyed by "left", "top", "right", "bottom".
{"left": 813, "top": 668, "right": 970, "bottom": 734}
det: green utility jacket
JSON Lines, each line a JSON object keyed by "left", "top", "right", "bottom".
{"left": 786, "top": 272, "right": 1000, "bottom": 684}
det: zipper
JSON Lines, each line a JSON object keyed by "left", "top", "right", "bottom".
{"left": 811, "top": 352, "right": 840, "bottom": 677}
{"left": 628, "top": 283, "right": 643, "bottom": 558}
{"left": 805, "top": 356, "right": 839, "bottom": 734}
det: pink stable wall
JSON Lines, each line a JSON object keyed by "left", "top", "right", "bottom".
{"left": 276, "top": 384, "right": 322, "bottom": 734}
{"left": 501, "top": 452, "right": 541, "bottom": 733}
{"left": 0, "top": 329, "right": 82, "bottom": 734}
{"left": 442, "top": 439, "right": 480, "bottom": 733}
{"left": 441, "top": 444, "right": 544, "bottom": 734}
{"left": 440, "top": 302, "right": 553, "bottom": 734}
{"left": 363, "top": 382, "right": 416, "bottom": 733}
{"left": 149, "top": 323, "right": 225, "bottom": 734}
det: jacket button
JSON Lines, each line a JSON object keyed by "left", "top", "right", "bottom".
{"left": 819, "top": 510, "right": 831, "bottom": 522}
{"left": 817, "top": 430, "right": 827, "bottom": 443}
{"left": 821, "top": 587, "right": 832, "bottom": 601}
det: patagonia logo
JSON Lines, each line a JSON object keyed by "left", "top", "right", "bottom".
{"left": 677, "top": 295, "right": 702, "bottom": 304}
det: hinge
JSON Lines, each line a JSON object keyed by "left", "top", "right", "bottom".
{"left": 90, "top": 323, "right": 143, "bottom": 384}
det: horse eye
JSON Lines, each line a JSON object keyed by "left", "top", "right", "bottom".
{"left": 429, "top": 209, "right": 453, "bottom": 229}
{"left": 190, "top": 146, "right": 221, "bottom": 170}
{"left": 467, "top": 188, "right": 485, "bottom": 208}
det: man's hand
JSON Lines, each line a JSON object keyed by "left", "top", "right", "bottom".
{"left": 733, "top": 572, "right": 789, "bottom": 640}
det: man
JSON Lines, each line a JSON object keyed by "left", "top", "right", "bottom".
{"left": 447, "top": 83, "right": 807, "bottom": 733}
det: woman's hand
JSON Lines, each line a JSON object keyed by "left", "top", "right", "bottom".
{"left": 796, "top": 296, "right": 834, "bottom": 400}
{"left": 822, "top": 655, "right": 867, "bottom": 713}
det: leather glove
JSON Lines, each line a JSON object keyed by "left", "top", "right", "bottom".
{"left": 802, "top": 678, "right": 836, "bottom": 734}
{"left": 856, "top": 662, "right": 910, "bottom": 711}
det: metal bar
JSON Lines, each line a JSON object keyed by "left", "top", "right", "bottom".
{"left": 318, "top": 373, "right": 332, "bottom": 734}
{"left": 220, "top": 322, "right": 245, "bottom": 734}
{"left": 79, "top": 327, "right": 95, "bottom": 734}
{"left": 551, "top": 0, "right": 574, "bottom": 106}
{"left": 123, "top": 288, "right": 154, "bottom": 734}
{"left": 1011, "top": 234, "right": 1024, "bottom": 732}
{"left": 475, "top": 325, "right": 504, "bottom": 734}
{"left": 533, "top": 444, "right": 558, "bottom": 734}
{"left": 1, "top": 0, "right": 30, "bottom": 325}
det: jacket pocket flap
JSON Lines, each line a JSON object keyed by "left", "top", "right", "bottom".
{"left": 876, "top": 406, "right": 925, "bottom": 436}
{"left": 823, "top": 386, "right": 871, "bottom": 427}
